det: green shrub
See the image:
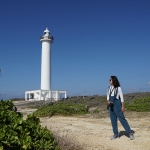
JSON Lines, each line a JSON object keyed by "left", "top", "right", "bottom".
{"left": 125, "top": 97, "right": 150, "bottom": 112}
{"left": 34, "top": 102, "right": 88, "bottom": 117}
{"left": 0, "top": 100, "right": 59, "bottom": 150}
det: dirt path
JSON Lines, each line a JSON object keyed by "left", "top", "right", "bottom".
{"left": 40, "top": 114, "right": 150, "bottom": 150}
{"left": 19, "top": 106, "right": 150, "bottom": 150}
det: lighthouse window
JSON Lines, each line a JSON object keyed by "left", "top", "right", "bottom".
{"left": 44, "top": 32, "right": 46, "bottom": 35}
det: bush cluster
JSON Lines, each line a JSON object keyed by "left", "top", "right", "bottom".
{"left": 0, "top": 100, "right": 59, "bottom": 150}
{"left": 125, "top": 97, "right": 150, "bottom": 112}
{"left": 64, "top": 97, "right": 107, "bottom": 106}
{"left": 34, "top": 102, "right": 89, "bottom": 117}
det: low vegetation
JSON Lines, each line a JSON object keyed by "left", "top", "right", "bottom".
{"left": 34, "top": 102, "right": 89, "bottom": 117}
{"left": 125, "top": 97, "right": 150, "bottom": 112}
{"left": 33, "top": 96, "right": 150, "bottom": 118}
{"left": 0, "top": 100, "right": 59, "bottom": 150}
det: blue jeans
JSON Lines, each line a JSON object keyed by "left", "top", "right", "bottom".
{"left": 109, "top": 96, "right": 131, "bottom": 135}
{"left": 109, "top": 95, "right": 115, "bottom": 103}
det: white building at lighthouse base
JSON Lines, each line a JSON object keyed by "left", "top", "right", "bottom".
{"left": 25, "top": 90, "right": 67, "bottom": 101}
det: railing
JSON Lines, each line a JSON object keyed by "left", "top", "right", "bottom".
{"left": 40, "top": 36, "right": 54, "bottom": 41}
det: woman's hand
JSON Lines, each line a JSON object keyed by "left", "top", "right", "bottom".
{"left": 107, "top": 101, "right": 110, "bottom": 105}
{"left": 121, "top": 102, "right": 125, "bottom": 113}
{"left": 122, "top": 106, "right": 125, "bottom": 113}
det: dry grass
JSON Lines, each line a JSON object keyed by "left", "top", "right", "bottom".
{"left": 48, "top": 126, "right": 86, "bottom": 150}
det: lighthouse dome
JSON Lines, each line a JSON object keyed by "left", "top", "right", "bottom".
{"left": 44, "top": 28, "right": 50, "bottom": 36}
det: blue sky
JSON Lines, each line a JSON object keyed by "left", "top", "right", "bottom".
{"left": 0, "top": 0, "right": 150, "bottom": 99}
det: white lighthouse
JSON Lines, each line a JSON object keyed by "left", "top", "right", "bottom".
{"left": 25, "top": 28, "right": 67, "bottom": 101}
{"left": 40, "top": 28, "right": 52, "bottom": 90}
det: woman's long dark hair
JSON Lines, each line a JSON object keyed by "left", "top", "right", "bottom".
{"left": 110, "top": 76, "right": 120, "bottom": 88}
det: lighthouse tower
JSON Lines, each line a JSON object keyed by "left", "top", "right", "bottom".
{"left": 25, "top": 28, "right": 67, "bottom": 101}
{"left": 40, "top": 28, "right": 53, "bottom": 90}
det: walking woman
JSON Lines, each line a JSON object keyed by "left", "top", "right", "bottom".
{"left": 107, "top": 76, "right": 134, "bottom": 140}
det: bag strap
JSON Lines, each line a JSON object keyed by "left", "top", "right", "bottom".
{"left": 114, "top": 87, "right": 118, "bottom": 98}
{"left": 109, "top": 86, "right": 115, "bottom": 96}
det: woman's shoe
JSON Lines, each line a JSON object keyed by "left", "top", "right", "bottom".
{"left": 111, "top": 135, "right": 119, "bottom": 140}
{"left": 129, "top": 133, "right": 135, "bottom": 140}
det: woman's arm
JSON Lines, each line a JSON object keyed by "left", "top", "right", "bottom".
{"left": 107, "top": 86, "right": 110, "bottom": 105}
{"left": 118, "top": 87, "right": 125, "bottom": 112}
{"left": 118, "top": 87, "right": 124, "bottom": 102}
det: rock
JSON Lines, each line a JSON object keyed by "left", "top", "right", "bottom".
{"left": 88, "top": 107, "right": 98, "bottom": 113}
